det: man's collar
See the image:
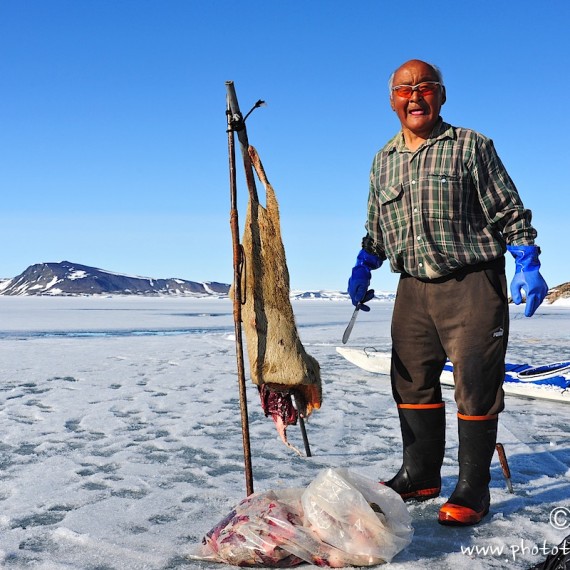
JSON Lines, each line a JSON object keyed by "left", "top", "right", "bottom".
{"left": 430, "top": 118, "right": 454, "bottom": 142}
{"left": 384, "top": 118, "right": 454, "bottom": 153}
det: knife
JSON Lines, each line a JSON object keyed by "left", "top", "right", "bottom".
{"left": 342, "top": 303, "right": 362, "bottom": 344}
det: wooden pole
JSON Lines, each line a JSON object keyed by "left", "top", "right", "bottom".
{"left": 225, "top": 82, "right": 259, "bottom": 204}
{"left": 495, "top": 443, "right": 513, "bottom": 493}
{"left": 226, "top": 82, "right": 254, "bottom": 496}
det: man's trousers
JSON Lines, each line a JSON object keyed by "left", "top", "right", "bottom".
{"left": 390, "top": 258, "right": 508, "bottom": 416}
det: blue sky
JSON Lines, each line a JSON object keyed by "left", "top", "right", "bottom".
{"left": 1, "top": 0, "right": 568, "bottom": 292}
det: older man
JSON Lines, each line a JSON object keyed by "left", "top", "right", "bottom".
{"left": 348, "top": 59, "right": 548, "bottom": 526}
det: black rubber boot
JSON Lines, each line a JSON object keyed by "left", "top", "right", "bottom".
{"left": 439, "top": 415, "right": 498, "bottom": 526}
{"left": 384, "top": 404, "right": 446, "bottom": 501}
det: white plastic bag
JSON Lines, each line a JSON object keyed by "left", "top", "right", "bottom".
{"left": 301, "top": 468, "right": 413, "bottom": 566}
{"left": 189, "top": 468, "right": 413, "bottom": 567}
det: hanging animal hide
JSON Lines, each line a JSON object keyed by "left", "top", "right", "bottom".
{"left": 235, "top": 146, "right": 322, "bottom": 451}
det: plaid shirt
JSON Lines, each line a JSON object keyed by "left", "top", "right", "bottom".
{"left": 364, "top": 119, "right": 537, "bottom": 279}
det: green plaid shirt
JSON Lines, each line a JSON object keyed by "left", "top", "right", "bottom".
{"left": 364, "top": 119, "right": 537, "bottom": 279}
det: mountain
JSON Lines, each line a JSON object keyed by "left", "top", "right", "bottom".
{"left": 546, "top": 282, "right": 570, "bottom": 303}
{"left": 0, "top": 261, "right": 230, "bottom": 297}
{"left": 289, "top": 289, "right": 396, "bottom": 302}
{"left": 0, "top": 261, "right": 396, "bottom": 301}
{"left": 0, "top": 260, "right": 565, "bottom": 303}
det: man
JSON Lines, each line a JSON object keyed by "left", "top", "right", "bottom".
{"left": 348, "top": 59, "right": 548, "bottom": 526}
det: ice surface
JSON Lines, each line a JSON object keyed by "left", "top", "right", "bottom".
{"left": 0, "top": 296, "right": 569, "bottom": 569}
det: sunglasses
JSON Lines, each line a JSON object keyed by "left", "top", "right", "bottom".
{"left": 391, "top": 81, "right": 441, "bottom": 99}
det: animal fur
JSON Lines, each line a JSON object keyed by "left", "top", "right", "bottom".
{"left": 236, "top": 146, "right": 322, "bottom": 417}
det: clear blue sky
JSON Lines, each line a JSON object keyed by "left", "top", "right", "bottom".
{"left": 1, "top": 0, "right": 568, "bottom": 292}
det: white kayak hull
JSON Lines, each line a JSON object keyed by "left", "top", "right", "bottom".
{"left": 336, "top": 347, "right": 570, "bottom": 404}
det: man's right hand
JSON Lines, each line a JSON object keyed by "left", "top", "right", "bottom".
{"left": 347, "top": 249, "right": 383, "bottom": 311}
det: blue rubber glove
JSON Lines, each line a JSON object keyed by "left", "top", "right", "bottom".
{"left": 507, "top": 245, "right": 549, "bottom": 317}
{"left": 348, "top": 249, "right": 383, "bottom": 312}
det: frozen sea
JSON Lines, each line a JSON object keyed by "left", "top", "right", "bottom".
{"left": 0, "top": 296, "right": 569, "bottom": 569}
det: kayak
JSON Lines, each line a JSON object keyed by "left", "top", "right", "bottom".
{"left": 336, "top": 347, "right": 570, "bottom": 404}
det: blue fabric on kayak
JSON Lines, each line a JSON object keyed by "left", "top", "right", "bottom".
{"left": 443, "top": 362, "right": 570, "bottom": 388}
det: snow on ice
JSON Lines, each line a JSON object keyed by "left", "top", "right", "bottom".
{"left": 0, "top": 296, "right": 569, "bottom": 569}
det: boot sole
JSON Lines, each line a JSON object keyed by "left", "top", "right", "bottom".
{"left": 400, "top": 487, "right": 441, "bottom": 502}
{"left": 380, "top": 482, "right": 441, "bottom": 502}
{"left": 438, "top": 502, "right": 490, "bottom": 526}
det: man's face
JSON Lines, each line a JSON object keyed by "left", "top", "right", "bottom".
{"left": 390, "top": 60, "right": 446, "bottom": 139}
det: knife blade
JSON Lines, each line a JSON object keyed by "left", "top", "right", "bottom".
{"left": 342, "top": 304, "right": 361, "bottom": 344}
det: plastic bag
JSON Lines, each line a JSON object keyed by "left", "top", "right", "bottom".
{"left": 301, "top": 468, "right": 414, "bottom": 565}
{"left": 189, "top": 468, "right": 413, "bottom": 567}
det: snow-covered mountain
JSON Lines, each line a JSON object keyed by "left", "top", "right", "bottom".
{"left": 0, "top": 261, "right": 230, "bottom": 297}
{"left": 290, "top": 289, "right": 396, "bottom": 302}
{"left": 3, "top": 261, "right": 564, "bottom": 303}
{"left": 547, "top": 282, "right": 570, "bottom": 303}
{"left": 0, "top": 262, "right": 397, "bottom": 300}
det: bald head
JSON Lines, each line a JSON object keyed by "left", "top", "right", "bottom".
{"left": 388, "top": 60, "right": 444, "bottom": 92}
{"left": 388, "top": 59, "right": 446, "bottom": 145}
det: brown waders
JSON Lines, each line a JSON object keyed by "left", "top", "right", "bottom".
{"left": 386, "top": 258, "right": 508, "bottom": 525}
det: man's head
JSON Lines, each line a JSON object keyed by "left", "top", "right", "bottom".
{"left": 388, "top": 59, "right": 446, "bottom": 141}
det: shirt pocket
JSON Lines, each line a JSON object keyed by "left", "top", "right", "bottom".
{"left": 378, "top": 183, "right": 404, "bottom": 206}
{"left": 423, "top": 172, "right": 463, "bottom": 220}
{"left": 377, "top": 183, "right": 409, "bottom": 249}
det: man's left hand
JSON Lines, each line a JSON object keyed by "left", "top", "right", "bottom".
{"left": 507, "top": 245, "right": 549, "bottom": 317}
